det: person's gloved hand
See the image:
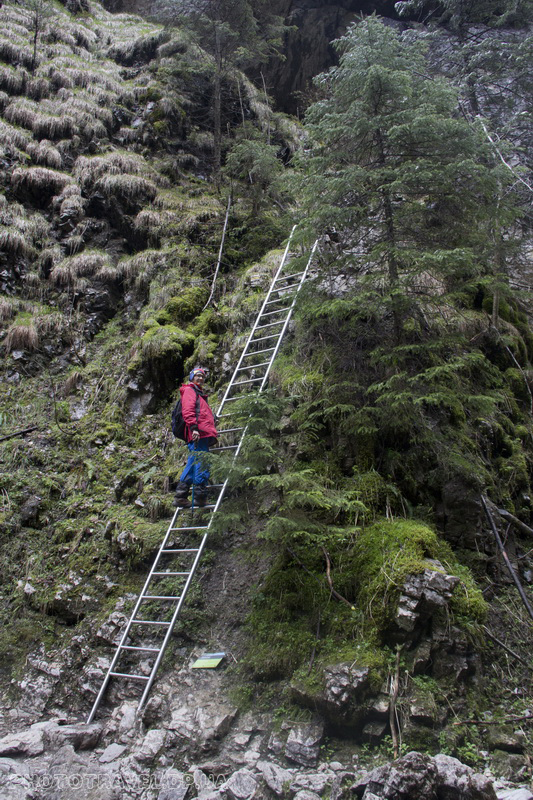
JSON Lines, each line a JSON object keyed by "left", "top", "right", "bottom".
{"left": 192, "top": 430, "right": 200, "bottom": 442}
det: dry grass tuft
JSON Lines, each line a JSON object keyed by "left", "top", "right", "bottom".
{"left": 96, "top": 265, "right": 120, "bottom": 282}
{"left": 0, "top": 120, "right": 30, "bottom": 151}
{"left": 0, "top": 229, "right": 33, "bottom": 258}
{"left": 63, "top": 370, "right": 83, "bottom": 395}
{"left": 64, "top": 234, "right": 85, "bottom": 255}
{"left": 27, "top": 140, "right": 63, "bottom": 169}
{"left": 4, "top": 324, "right": 39, "bottom": 353}
{"left": 0, "top": 40, "right": 36, "bottom": 70}
{"left": 74, "top": 151, "right": 151, "bottom": 186}
{"left": 11, "top": 167, "right": 73, "bottom": 201}
{"left": 27, "top": 78, "right": 50, "bottom": 101}
{"left": 0, "top": 65, "right": 27, "bottom": 95}
{"left": 0, "top": 298, "right": 18, "bottom": 323}
{"left": 49, "top": 251, "right": 111, "bottom": 285}
{"left": 24, "top": 272, "right": 41, "bottom": 288}
{"left": 117, "top": 249, "right": 166, "bottom": 287}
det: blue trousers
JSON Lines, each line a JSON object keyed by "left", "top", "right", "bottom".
{"left": 179, "top": 439, "right": 210, "bottom": 486}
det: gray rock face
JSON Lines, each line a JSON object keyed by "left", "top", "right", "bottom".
{"left": 223, "top": 768, "right": 258, "bottom": 800}
{"left": 157, "top": 768, "right": 190, "bottom": 800}
{"left": 390, "top": 560, "right": 459, "bottom": 642}
{"left": 257, "top": 760, "right": 293, "bottom": 796}
{"left": 285, "top": 723, "right": 324, "bottom": 767}
{"left": 291, "top": 662, "right": 371, "bottom": 727}
{"left": 353, "top": 751, "right": 497, "bottom": 800}
{"left": 496, "top": 790, "right": 533, "bottom": 800}
{"left": 433, "top": 753, "right": 497, "bottom": 799}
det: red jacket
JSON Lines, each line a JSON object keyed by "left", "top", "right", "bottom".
{"left": 180, "top": 383, "right": 218, "bottom": 443}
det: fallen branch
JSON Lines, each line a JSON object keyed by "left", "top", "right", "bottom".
{"left": 482, "top": 626, "right": 531, "bottom": 670}
{"left": 481, "top": 495, "right": 533, "bottom": 624}
{"left": 389, "top": 647, "right": 401, "bottom": 759}
{"left": 202, "top": 195, "right": 232, "bottom": 312}
{"left": 495, "top": 506, "right": 533, "bottom": 540}
{"left": 0, "top": 425, "right": 38, "bottom": 442}
{"left": 322, "top": 547, "right": 357, "bottom": 609}
{"left": 453, "top": 713, "right": 532, "bottom": 727}
{"left": 286, "top": 546, "right": 356, "bottom": 611}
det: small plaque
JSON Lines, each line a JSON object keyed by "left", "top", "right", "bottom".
{"left": 191, "top": 652, "right": 226, "bottom": 669}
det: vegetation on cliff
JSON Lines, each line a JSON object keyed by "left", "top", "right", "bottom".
{"left": 0, "top": 0, "right": 531, "bottom": 773}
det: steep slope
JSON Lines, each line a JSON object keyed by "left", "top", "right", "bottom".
{"left": 0, "top": 1, "right": 532, "bottom": 798}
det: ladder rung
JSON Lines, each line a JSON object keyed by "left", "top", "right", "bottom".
{"left": 119, "top": 645, "right": 161, "bottom": 652}
{"left": 251, "top": 334, "right": 280, "bottom": 343}
{"left": 152, "top": 571, "right": 190, "bottom": 576}
{"left": 232, "top": 377, "right": 263, "bottom": 386}
{"left": 271, "top": 281, "right": 299, "bottom": 291}
{"left": 260, "top": 308, "right": 289, "bottom": 318}
{"left": 109, "top": 672, "right": 150, "bottom": 680}
{"left": 170, "top": 526, "right": 209, "bottom": 531}
{"left": 223, "top": 394, "right": 256, "bottom": 402}
{"left": 211, "top": 445, "right": 239, "bottom": 452}
{"left": 132, "top": 619, "right": 171, "bottom": 626}
{"left": 208, "top": 484, "right": 225, "bottom": 488}
{"left": 142, "top": 595, "right": 182, "bottom": 601}
{"left": 256, "top": 320, "right": 286, "bottom": 330}
{"left": 236, "top": 362, "right": 269, "bottom": 371}
{"left": 162, "top": 548, "right": 200, "bottom": 552}
{"left": 275, "top": 271, "right": 305, "bottom": 282}
{"left": 218, "top": 427, "right": 244, "bottom": 433}
{"left": 242, "top": 347, "right": 275, "bottom": 357}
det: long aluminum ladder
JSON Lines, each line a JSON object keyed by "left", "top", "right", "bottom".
{"left": 87, "top": 229, "right": 317, "bottom": 722}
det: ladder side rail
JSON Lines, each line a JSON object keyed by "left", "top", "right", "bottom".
{"left": 137, "top": 532, "right": 210, "bottom": 711}
{"left": 259, "top": 240, "right": 318, "bottom": 393}
{"left": 215, "top": 226, "right": 295, "bottom": 418}
{"left": 87, "top": 507, "right": 183, "bottom": 723}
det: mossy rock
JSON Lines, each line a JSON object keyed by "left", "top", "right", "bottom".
{"left": 155, "top": 287, "right": 208, "bottom": 327}
{"left": 351, "top": 519, "right": 487, "bottom": 633}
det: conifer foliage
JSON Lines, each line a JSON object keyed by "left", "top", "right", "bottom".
{"left": 289, "top": 16, "right": 531, "bottom": 514}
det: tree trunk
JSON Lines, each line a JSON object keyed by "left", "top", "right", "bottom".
{"left": 213, "top": 26, "right": 222, "bottom": 180}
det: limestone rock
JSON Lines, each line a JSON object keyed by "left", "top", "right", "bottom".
{"left": 285, "top": 722, "right": 324, "bottom": 768}
{"left": 390, "top": 560, "right": 459, "bottom": 642}
{"left": 133, "top": 728, "right": 166, "bottom": 763}
{"left": 0, "top": 759, "right": 33, "bottom": 800}
{"left": 0, "top": 724, "right": 48, "bottom": 757}
{"left": 290, "top": 772, "right": 332, "bottom": 794}
{"left": 158, "top": 768, "right": 190, "bottom": 800}
{"left": 99, "top": 742, "right": 127, "bottom": 763}
{"left": 433, "top": 753, "right": 497, "bottom": 799}
{"left": 353, "top": 752, "right": 497, "bottom": 800}
{"left": 45, "top": 722, "right": 102, "bottom": 751}
{"left": 223, "top": 768, "right": 258, "bottom": 800}
{"left": 293, "top": 791, "right": 322, "bottom": 800}
{"left": 291, "top": 663, "right": 371, "bottom": 726}
{"left": 257, "top": 761, "right": 293, "bottom": 796}
{"left": 496, "top": 790, "right": 533, "bottom": 800}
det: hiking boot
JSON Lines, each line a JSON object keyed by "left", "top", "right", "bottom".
{"left": 193, "top": 486, "right": 208, "bottom": 508}
{"left": 174, "top": 482, "right": 191, "bottom": 508}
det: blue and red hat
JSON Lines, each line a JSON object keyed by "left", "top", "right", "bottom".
{"left": 189, "top": 367, "right": 207, "bottom": 381}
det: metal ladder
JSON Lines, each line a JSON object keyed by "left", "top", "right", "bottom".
{"left": 87, "top": 229, "right": 317, "bottom": 723}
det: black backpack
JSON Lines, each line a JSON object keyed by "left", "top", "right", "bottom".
{"left": 171, "top": 386, "right": 201, "bottom": 441}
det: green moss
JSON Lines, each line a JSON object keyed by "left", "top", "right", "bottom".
{"left": 351, "top": 519, "right": 487, "bottom": 631}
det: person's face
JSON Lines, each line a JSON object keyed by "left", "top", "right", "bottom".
{"left": 193, "top": 372, "right": 205, "bottom": 387}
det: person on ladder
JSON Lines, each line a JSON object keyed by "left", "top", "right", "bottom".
{"left": 174, "top": 367, "right": 218, "bottom": 508}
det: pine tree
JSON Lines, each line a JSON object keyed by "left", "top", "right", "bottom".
{"left": 154, "top": 0, "right": 286, "bottom": 176}
{"left": 295, "top": 16, "right": 515, "bottom": 340}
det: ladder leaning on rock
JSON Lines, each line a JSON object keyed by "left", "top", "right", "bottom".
{"left": 87, "top": 228, "right": 318, "bottom": 723}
